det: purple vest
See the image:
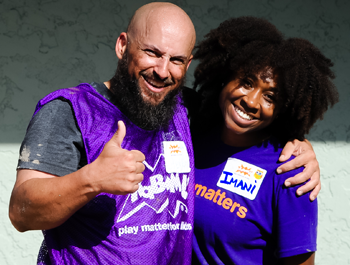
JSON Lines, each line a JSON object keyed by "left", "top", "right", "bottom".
{"left": 34, "top": 83, "right": 195, "bottom": 265}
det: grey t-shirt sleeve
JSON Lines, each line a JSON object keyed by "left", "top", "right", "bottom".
{"left": 17, "top": 99, "right": 86, "bottom": 177}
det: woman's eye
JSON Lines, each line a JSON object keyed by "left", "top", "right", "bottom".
{"left": 265, "top": 94, "right": 275, "bottom": 102}
{"left": 242, "top": 79, "right": 253, "bottom": 88}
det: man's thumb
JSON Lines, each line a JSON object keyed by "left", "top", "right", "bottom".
{"left": 113, "top": 120, "right": 126, "bottom": 147}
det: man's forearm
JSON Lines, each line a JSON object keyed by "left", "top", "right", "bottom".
{"left": 9, "top": 167, "right": 98, "bottom": 232}
{"left": 277, "top": 139, "right": 320, "bottom": 200}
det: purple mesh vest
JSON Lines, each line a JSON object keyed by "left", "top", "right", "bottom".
{"left": 34, "top": 83, "right": 195, "bottom": 265}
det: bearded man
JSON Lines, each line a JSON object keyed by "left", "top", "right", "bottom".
{"left": 9, "top": 2, "right": 320, "bottom": 265}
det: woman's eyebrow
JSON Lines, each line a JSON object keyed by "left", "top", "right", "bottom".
{"left": 243, "top": 73, "right": 258, "bottom": 81}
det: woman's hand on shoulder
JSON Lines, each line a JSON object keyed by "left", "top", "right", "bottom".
{"left": 277, "top": 139, "right": 320, "bottom": 201}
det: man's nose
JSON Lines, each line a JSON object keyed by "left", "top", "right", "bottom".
{"left": 154, "top": 57, "right": 170, "bottom": 80}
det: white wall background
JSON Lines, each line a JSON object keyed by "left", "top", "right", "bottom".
{"left": 0, "top": 0, "right": 349, "bottom": 263}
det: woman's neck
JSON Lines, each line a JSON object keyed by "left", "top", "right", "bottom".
{"left": 221, "top": 125, "right": 271, "bottom": 147}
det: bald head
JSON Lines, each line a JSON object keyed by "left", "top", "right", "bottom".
{"left": 112, "top": 2, "right": 196, "bottom": 120}
{"left": 127, "top": 2, "right": 196, "bottom": 53}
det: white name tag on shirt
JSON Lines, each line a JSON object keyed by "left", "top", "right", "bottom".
{"left": 163, "top": 141, "right": 191, "bottom": 173}
{"left": 217, "top": 158, "right": 267, "bottom": 200}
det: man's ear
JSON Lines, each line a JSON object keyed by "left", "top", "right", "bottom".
{"left": 116, "top": 32, "right": 128, "bottom": 60}
{"left": 186, "top": 55, "right": 193, "bottom": 71}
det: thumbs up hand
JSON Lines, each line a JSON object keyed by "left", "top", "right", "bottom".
{"left": 87, "top": 121, "right": 145, "bottom": 195}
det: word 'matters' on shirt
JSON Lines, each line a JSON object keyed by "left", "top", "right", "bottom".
{"left": 195, "top": 184, "right": 248, "bottom": 218}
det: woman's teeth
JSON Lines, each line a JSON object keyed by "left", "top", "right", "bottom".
{"left": 235, "top": 106, "right": 253, "bottom": 120}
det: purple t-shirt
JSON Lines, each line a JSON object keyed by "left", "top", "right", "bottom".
{"left": 192, "top": 132, "right": 317, "bottom": 265}
{"left": 29, "top": 83, "right": 195, "bottom": 265}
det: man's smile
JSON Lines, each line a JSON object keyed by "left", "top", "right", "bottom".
{"left": 141, "top": 72, "right": 174, "bottom": 94}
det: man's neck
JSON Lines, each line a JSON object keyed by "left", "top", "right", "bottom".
{"left": 104, "top": 81, "right": 111, "bottom": 90}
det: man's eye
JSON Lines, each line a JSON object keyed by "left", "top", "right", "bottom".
{"left": 171, "top": 58, "right": 184, "bottom": 65}
{"left": 145, "top": 50, "right": 156, "bottom": 56}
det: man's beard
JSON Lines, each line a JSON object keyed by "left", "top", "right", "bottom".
{"left": 109, "top": 53, "right": 184, "bottom": 131}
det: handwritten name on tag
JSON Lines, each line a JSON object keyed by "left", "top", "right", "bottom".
{"left": 217, "top": 158, "right": 266, "bottom": 200}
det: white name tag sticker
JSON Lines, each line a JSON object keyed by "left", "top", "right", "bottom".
{"left": 217, "top": 158, "right": 267, "bottom": 200}
{"left": 163, "top": 141, "right": 191, "bottom": 173}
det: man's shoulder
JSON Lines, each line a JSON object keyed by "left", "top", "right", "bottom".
{"left": 36, "top": 83, "right": 113, "bottom": 113}
{"left": 43, "top": 82, "right": 108, "bottom": 99}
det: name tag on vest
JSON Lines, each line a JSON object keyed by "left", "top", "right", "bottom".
{"left": 217, "top": 158, "right": 266, "bottom": 200}
{"left": 163, "top": 141, "right": 191, "bottom": 173}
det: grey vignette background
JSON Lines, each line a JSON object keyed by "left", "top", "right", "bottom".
{"left": 0, "top": 0, "right": 349, "bottom": 264}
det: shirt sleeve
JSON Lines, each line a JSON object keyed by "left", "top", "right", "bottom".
{"left": 17, "top": 99, "right": 86, "bottom": 177}
{"left": 274, "top": 167, "right": 318, "bottom": 258}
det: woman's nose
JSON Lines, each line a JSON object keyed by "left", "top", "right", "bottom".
{"left": 243, "top": 89, "right": 260, "bottom": 109}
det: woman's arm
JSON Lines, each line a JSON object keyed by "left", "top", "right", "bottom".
{"left": 281, "top": 252, "right": 315, "bottom": 265}
{"left": 275, "top": 165, "right": 317, "bottom": 265}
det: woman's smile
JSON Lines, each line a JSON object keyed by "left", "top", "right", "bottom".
{"left": 234, "top": 105, "right": 253, "bottom": 121}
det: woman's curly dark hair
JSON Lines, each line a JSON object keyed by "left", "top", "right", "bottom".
{"left": 190, "top": 16, "right": 339, "bottom": 142}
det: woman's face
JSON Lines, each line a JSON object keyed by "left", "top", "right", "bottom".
{"left": 219, "top": 70, "right": 279, "bottom": 143}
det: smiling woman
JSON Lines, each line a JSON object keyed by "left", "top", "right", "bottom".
{"left": 219, "top": 69, "right": 279, "bottom": 147}
{"left": 190, "top": 17, "right": 338, "bottom": 265}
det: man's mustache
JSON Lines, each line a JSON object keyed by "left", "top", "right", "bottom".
{"left": 140, "top": 71, "right": 175, "bottom": 87}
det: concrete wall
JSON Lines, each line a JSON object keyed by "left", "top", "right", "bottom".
{"left": 0, "top": 0, "right": 349, "bottom": 263}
